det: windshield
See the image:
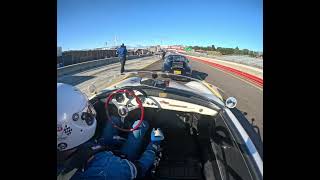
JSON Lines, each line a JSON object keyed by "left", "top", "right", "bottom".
{"left": 89, "top": 71, "right": 225, "bottom": 107}
{"left": 165, "top": 55, "right": 189, "bottom": 62}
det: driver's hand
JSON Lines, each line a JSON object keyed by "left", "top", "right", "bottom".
{"left": 151, "top": 128, "right": 164, "bottom": 144}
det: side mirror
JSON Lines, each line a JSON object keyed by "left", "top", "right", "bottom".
{"left": 88, "top": 84, "right": 97, "bottom": 94}
{"left": 225, "top": 97, "right": 237, "bottom": 109}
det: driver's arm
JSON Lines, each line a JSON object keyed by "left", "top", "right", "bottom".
{"left": 133, "top": 128, "right": 164, "bottom": 178}
{"left": 133, "top": 144, "right": 157, "bottom": 178}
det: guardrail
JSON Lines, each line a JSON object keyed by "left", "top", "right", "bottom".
{"left": 57, "top": 54, "right": 152, "bottom": 77}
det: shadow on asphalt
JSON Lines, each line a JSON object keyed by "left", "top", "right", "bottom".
{"left": 125, "top": 69, "right": 161, "bottom": 72}
{"left": 58, "top": 75, "right": 96, "bottom": 86}
{"left": 191, "top": 70, "right": 208, "bottom": 80}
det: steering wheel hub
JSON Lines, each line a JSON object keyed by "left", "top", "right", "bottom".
{"left": 118, "top": 105, "right": 129, "bottom": 117}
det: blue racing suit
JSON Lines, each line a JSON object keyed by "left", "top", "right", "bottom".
{"left": 68, "top": 117, "right": 157, "bottom": 179}
{"left": 117, "top": 46, "right": 127, "bottom": 59}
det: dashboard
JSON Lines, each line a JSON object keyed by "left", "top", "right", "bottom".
{"left": 111, "top": 90, "right": 218, "bottom": 116}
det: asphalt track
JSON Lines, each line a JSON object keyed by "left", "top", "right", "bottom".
{"left": 141, "top": 59, "right": 263, "bottom": 141}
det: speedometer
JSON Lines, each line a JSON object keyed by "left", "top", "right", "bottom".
{"left": 115, "top": 93, "right": 125, "bottom": 103}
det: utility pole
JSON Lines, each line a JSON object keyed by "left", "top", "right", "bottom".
{"left": 114, "top": 35, "right": 118, "bottom": 47}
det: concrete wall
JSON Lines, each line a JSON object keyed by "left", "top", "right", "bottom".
{"left": 57, "top": 54, "right": 152, "bottom": 77}
{"left": 62, "top": 49, "right": 117, "bottom": 66}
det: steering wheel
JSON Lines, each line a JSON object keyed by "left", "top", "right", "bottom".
{"left": 105, "top": 89, "right": 145, "bottom": 132}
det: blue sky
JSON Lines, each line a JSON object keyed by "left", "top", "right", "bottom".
{"left": 58, "top": 0, "right": 262, "bottom": 51}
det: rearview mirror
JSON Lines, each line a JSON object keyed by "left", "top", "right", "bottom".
{"left": 225, "top": 97, "right": 237, "bottom": 108}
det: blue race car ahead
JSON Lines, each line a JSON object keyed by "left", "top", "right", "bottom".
{"left": 162, "top": 54, "right": 191, "bottom": 76}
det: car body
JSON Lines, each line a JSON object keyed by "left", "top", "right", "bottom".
{"left": 87, "top": 71, "right": 263, "bottom": 180}
{"left": 162, "top": 54, "right": 192, "bottom": 76}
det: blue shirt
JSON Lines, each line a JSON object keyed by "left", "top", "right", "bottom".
{"left": 117, "top": 46, "right": 127, "bottom": 58}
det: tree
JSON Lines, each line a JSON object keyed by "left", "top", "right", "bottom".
{"left": 242, "top": 49, "right": 249, "bottom": 55}
{"left": 234, "top": 46, "right": 240, "bottom": 54}
{"left": 211, "top": 45, "right": 216, "bottom": 50}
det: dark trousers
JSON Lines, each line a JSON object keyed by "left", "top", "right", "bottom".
{"left": 119, "top": 57, "right": 126, "bottom": 73}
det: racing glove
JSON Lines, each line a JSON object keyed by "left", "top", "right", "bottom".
{"left": 147, "top": 128, "right": 164, "bottom": 152}
{"left": 151, "top": 128, "right": 164, "bottom": 144}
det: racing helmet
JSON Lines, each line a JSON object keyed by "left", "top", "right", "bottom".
{"left": 57, "top": 83, "right": 97, "bottom": 151}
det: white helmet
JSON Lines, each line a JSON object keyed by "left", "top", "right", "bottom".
{"left": 57, "top": 83, "right": 97, "bottom": 151}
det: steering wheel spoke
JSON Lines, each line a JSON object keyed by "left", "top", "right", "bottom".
{"left": 121, "top": 116, "right": 125, "bottom": 124}
{"left": 111, "top": 99, "right": 121, "bottom": 108}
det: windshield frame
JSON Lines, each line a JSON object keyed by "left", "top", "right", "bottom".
{"left": 92, "top": 71, "right": 225, "bottom": 109}
{"left": 93, "top": 71, "right": 225, "bottom": 110}
{"left": 164, "top": 54, "right": 189, "bottom": 63}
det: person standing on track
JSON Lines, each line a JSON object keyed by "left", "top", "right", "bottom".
{"left": 161, "top": 50, "right": 166, "bottom": 60}
{"left": 116, "top": 43, "right": 128, "bottom": 74}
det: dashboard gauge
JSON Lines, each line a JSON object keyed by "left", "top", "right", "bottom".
{"left": 125, "top": 91, "right": 134, "bottom": 100}
{"left": 115, "top": 93, "right": 125, "bottom": 103}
